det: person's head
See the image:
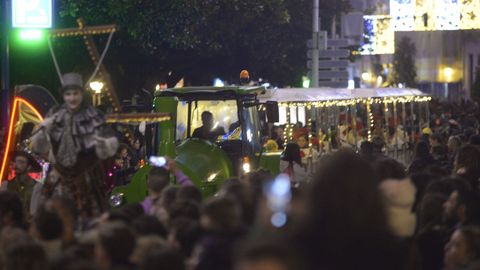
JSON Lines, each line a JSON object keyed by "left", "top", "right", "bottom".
{"left": 46, "top": 196, "right": 78, "bottom": 245}
{"left": 131, "top": 236, "right": 167, "bottom": 265}
{"left": 94, "top": 222, "right": 136, "bottom": 269}
{"left": 169, "top": 200, "right": 201, "bottom": 224}
{"left": 418, "top": 193, "right": 448, "bottom": 230}
{"left": 4, "top": 240, "right": 47, "bottom": 270}
{"left": 443, "top": 178, "right": 480, "bottom": 226}
{"left": 63, "top": 88, "right": 84, "bottom": 111}
{"left": 360, "top": 141, "right": 374, "bottom": 159}
{"left": 50, "top": 257, "right": 98, "bottom": 270}
{"left": 235, "top": 240, "right": 300, "bottom": 270}
{"left": 177, "top": 186, "right": 203, "bottom": 205}
{"left": 11, "top": 151, "right": 41, "bottom": 175}
{"left": 415, "top": 141, "right": 431, "bottom": 159}
{"left": 432, "top": 145, "right": 447, "bottom": 159}
{"left": 425, "top": 177, "right": 456, "bottom": 197}
{"left": 281, "top": 143, "right": 302, "bottom": 165}
{"left": 167, "top": 218, "right": 201, "bottom": 258}
{"left": 302, "top": 150, "right": 390, "bottom": 243}
{"left": 132, "top": 215, "right": 167, "bottom": 238}
{"left": 201, "top": 111, "right": 214, "bottom": 129}
{"left": 201, "top": 197, "right": 241, "bottom": 232}
{"left": 30, "top": 206, "right": 63, "bottom": 241}
{"left": 470, "top": 135, "right": 480, "bottom": 146}
{"left": 0, "top": 191, "right": 24, "bottom": 229}
{"left": 119, "top": 203, "right": 145, "bottom": 222}
{"left": 14, "top": 155, "right": 29, "bottom": 175}
{"left": 219, "top": 178, "right": 252, "bottom": 224}
{"left": 133, "top": 136, "right": 144, "bottom": 150}
{"left": 372, "top": 158, "right": 406, "bottom": 182}
{"left": 455, "top": 145, "right": 480, "bottom": 177}
{"left": 0, "top": 227, "right": 32, "bottom": 266}
{"left": 429, "top": 133, "right": 442, "bottom": 147}
{"left": 117, "top": 144, "right": 129, "bottom": 159}
{"left": 61, "top": 73, "right": 85, "bottom": 111}
{"left": 147, "top": 167, "right": 170, "bottom": 195}
{"left": 296, "top": 134, "right": 308, "bottom": 148}
{"left": 240, "top": 170, "right": 274, "bottom": 206}
{"left": 274, "top": 126, "right": 284, "bottom": 139}
{"left": 372, "top": 136, "right": 385, "bottom": 154}
{"left": 139, "top": 247, "right": 185, "bottom": 270}
{"left": 151, "top": 186, "right": 179, "bottom": 227}
{"left": 448, "top": 136, "right": 462, "bottom": 153}
{"left": 445, "top": 226, "right": 480, "bottom": 269}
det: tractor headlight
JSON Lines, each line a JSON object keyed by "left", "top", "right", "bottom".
{"left": 109, "top": 193, "right": 124, "bottom": 208}
{"left": 242, "top": 157, "right": 251, "bottom": 173}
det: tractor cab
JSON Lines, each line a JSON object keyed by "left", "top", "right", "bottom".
{"left": 155, "top": 86, "right": 269, "bottom": 176}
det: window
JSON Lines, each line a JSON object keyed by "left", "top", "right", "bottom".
{"left": 175, "top": 100, "right": 239, "bottom": 141}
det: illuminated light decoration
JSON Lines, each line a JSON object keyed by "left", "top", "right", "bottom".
{"left": 363, "top": 1, "right": 480, "bottom": 56}
{"left": 460, "top": 0, "right": 480, "bottom": 29}
{"left": 307, "top": 117, "right": 313, "bottom": 148}
{"left": 49, "top": 26, "right": 117, "bottom": 38}
{"left": 390, "top": 0, "right": 415, "bottom": 31}
{"left": 390, "top": 0, "right": 480, "bottom": 31}
{"left": 436, "top": 0, "right": 460, "bottom": 30}
{"left": 414, "top": 0, "right": 436, "bottom": 31}
{"left": 104, "top": 113, "right": 171, "bottom": 124}
{"left": 0, "top": 98, "right": 44, "bottom": 183}
{"left": 285, "top": 106, "right": 291, "bottom": 145}
{"left": 361, "top": 15, "right": 395, "bottom": 55}
{"left": 366, "top": 99, "right": 373, "bottom": 141}
{"left": 278, "top": 96, "right": 431, "bottom": 110}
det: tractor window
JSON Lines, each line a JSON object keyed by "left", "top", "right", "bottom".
{"left": 191, "top": 100, "right": 239, "bottom": 136}
{"left": 175, "top": 100, "right": 239, "bottom": 141}
{"left": 176, "top": 101, "right": 189, "bottom": 141}
{"left": 243, "top": 105, "right": 263, "bottom": 155}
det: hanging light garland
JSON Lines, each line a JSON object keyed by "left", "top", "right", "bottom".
{"left": 366, "top": 98, "right": 374, "bottom": 141}
{"left": 278, "top": 95, "right": 431, "bottom": 109}
{"left": 277, "top": 95, "right": 431, "bottom": 144}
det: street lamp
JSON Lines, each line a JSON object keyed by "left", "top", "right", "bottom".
{"left": 444, "top": 67, "right": 454, "bottom": 82}
{"left": 361, "top": 72, "right": 372, "bottom": 81}
{"left": 90, "top": 81, "right": 104, "bottom": 94}
{"left": 89, "top": 81, "right": 104, "bottom": 106}
{"left": 443, "top": 67, "right": 454, "bottom": 100}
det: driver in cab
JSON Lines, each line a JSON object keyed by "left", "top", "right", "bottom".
{"left": 192, "top": 111, "right": 225, "bottom": 142}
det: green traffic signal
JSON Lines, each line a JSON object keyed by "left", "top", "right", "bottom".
{"left": 19, "top": 29, "right": 43, "bottom": 40}
{"left": 13, "top": 29, "right": 47, "bottom": 47}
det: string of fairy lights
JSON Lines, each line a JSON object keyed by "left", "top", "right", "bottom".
{"left": 279, "top": 95, "right": 431, "bottom": 143}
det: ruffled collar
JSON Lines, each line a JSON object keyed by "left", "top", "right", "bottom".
{"left": 49, "top": 104, "right": 105, "bottom": 150}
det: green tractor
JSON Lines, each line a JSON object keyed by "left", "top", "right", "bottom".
{"left": 110, "top": 86, "right": 281, "bottom": 206}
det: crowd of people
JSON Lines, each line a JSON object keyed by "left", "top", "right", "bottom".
{"left": 4, "top": 132, "right": 480, "bottom": 270}
{"left": 3, "top": 72, "right": 480, "bottom": 270}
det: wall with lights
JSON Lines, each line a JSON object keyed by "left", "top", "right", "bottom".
{"left": 361, "top": 0, "right": 480, "bottom": 55}
{"left": 390, "top": 0, "right": 480, "bottom": 31}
